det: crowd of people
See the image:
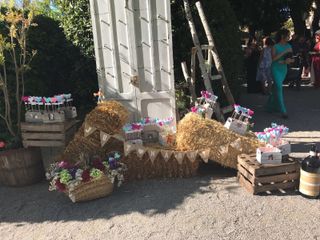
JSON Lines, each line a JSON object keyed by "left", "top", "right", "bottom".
{"left": 244, "top": 28, "right": 320, "bottom": 119}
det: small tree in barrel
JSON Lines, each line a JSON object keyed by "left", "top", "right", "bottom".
{"left": 0, "top": 4, "right": 36, "bottom": 142}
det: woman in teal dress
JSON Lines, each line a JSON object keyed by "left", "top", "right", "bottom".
{"left": 267, "top": 29, "right": 294, "bottom": 118}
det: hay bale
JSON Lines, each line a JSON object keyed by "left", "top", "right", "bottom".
{"left": 59, "top": 101, "right": 128, "bottom": 163}
{"left": 122, "top": 150, "right": 199, "bottom": 181}
{"left": 176, "top": 113, "right": 261, "bottom": 169}
{"left": 85, "top": 101, "right": 129, "bottom": 134}
{"left": 59, "top": 100, "right": 198, "bottom": 180}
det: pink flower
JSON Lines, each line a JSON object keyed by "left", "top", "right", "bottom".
{"left": 191, "top": 106, "right": 198, "bottom": 113}
{"left": 21, "top": 96, "right": 29, "bottom": 102}
{"left": 0, "top": 141, "right": 5, "bottom": 149}
{"left": 132, "top": 123, "right": 142, "bottom": 131}
{"left": 58, "top": 161, "right": 72, "bottom": 169}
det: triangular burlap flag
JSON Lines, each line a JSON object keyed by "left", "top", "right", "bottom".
{"left": 219, "top": 145, "right": 229, "bottom": 156}
{"left": 199, "top": 149, "right": 210, "bottom": 163}
{"left": 113, "top": 134, "right": 125, "bottom": 142}
{"left": 136, "top": 147, "right": 146, "bottom": 158}
{"left": 174, "top": 152, "right": 185, "bottom": 165}
{"left": 84, "top": 123, "right": 97, "bottom": 137}
{"left": 100, "top": 131, "right": 111, "bottom": 147}
{"left": 230, "top": 138, "right": 243, "bottom": 151}
{"left": 148, "top": 149, "right": 160, "bottom": 164}
{"left": 124, "top": 142, "right": 136, "bottom": 156}
{"left": 161, "top": 150, "right": 173, "bottom": 162}
{"left": 186, "top": 151, "right": 198, "bottom": 163}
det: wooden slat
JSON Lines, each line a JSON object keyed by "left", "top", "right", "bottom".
{"left": 238, "top": 154, "right": 299, "bottom": 177}
{"left": 23, "top": 140, "right": 65, "bottom": 148}
{"left": 211, "top": 75, "right": 222, "bottom": 80}
{"left": 21, "top": 122, "right": 65, "bottom": 132}
{"left": 237, "top": 164, "right": 254, "bottom": 184}
{"left": 238, "top": 174, "right": 254, "bottom": 194}
{"left": 255, "top": 172, "right": 299, "bottom": 184}
{"left": 254, "top": 164, "right": 298, "bottom": 177}
{"left": 21, "top": 120, "right": 78, "bottom": 133}
{"left": 254, "top": 181, "right": 298, "bottom": 194}
{"left": 22, "top": 133, "right": 65, "bottom": 141}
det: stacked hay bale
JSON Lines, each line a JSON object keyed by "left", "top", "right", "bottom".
{"left": 60, "top": 101, "right": 199, "bottom": 181}
{"left": 60, "top": 101, "right": 128, "bottom": 163}
{"left": 124, "top": 150, "right": 200, "bottom": 181}
{"left": 176, "top": 113, "right": 261, "bottom": 169}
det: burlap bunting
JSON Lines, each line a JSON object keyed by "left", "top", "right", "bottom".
{"left": 84, "top": 124, "right": 125, "bottom": 146}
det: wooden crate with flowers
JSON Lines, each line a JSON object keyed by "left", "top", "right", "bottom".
{"left": 46, "top": 151, "right": 127, "bottom": 203}
{"left": 255, "top": 123, "right": 291, "bottom": 160}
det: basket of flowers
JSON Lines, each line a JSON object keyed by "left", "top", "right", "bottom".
{"left": 46, "top": 151, "right": 127, "bottom": 203}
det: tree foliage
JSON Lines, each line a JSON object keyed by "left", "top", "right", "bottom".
{"left": 26, "top": 14, "right": 97, "bottom": 119}
{"left": 229, "top": 0, "right": 313, "bottom": 36}
{"left": 0, "top": 6, "right": 36, "bottom": 139}
{"left": 54, "top": 0, "right": 94, "bottom": 57}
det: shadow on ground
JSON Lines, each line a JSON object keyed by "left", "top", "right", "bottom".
{"left": 0, "top": 162, "right": 237, "bottom": 224}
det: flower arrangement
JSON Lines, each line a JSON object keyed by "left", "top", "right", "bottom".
{"left": 255, "top": 123, "right": 289, "bottom": 145}
{"left": 232, "top": 104, "right": 254, "bottom": 119}
{"left": 190, "top": 91, "right": 218, "bottom": 119}
{"left": 46, "top": 151, "right": 127, "bottom": 192}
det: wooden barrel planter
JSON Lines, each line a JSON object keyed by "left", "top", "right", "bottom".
{"left": 0, "top": 148, "right": 44, "bottom": 187}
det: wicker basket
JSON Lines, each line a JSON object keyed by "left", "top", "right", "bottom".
{"left": 67, "top": 175, "right": 114, "bottom": 203}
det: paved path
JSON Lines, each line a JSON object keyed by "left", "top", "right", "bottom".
{"left": 1, "top": 86, "right": 320, "bottom": 240}
{"left": 240, "top": 85, "right": 320, "bottom": 158}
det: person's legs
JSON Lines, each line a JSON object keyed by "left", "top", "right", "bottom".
{"left": 268, "top": 66, "right": 287, "bottom": 116}
{"left": 274, "top": 79, "right": 287, "bottom": 114}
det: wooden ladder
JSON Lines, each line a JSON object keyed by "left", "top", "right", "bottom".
{"left": 182, "top": 0, "right": 235, "bottom": 122}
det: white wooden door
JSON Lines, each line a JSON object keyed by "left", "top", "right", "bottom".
{"left": 90, "top": 0, "right": 176, "bottom": 124}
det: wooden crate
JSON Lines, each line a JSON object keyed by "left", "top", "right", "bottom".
{"left": 237, "top": 154, "right": 300, "bottom": 194}
{"left": 21, "top": 120, "right": 79, "bottom": 148}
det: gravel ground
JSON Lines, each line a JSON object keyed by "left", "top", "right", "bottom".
{"left": 1, "top": 85, "right": 320, "bottom": 240}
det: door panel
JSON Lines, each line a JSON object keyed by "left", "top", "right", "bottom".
{"left": 90, "top": 0, "right": 176, "bottom": 124}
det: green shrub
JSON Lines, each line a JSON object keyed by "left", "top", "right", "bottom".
{"left": 26, "top": 15, "right": 96, "bottom": 119}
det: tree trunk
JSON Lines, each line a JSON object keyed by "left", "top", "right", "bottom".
{"left": 289, "top": 1, "right": 307, "bottom": 36}
{"left": 195, "top": 1, "right": 235, "bottom": 105}
{"left": 313, "top": 0, "right": 320, "bottom": 34}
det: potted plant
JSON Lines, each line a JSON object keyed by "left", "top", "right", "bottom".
{"left": 0, "top": 4, "right": 43, "bottom": 187}
{"left": 46, "top": 151, "right": 127, "bottom": 203}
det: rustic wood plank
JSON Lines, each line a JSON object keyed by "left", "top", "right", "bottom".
{"left": 237, "top": 164, "right": 254, "bottom": 184}
{"left": 238, "top": 154, "right": 299, "bottom": 177}
{"left": 238, "top": 174, "right": 254, "bottom": 194}
{"left": 23, "top": 140, "right": 65, "bottom": 148}
{"left": 254, "top": 164, "right": 298, "bottom": 177}
{"left": 21, "top": 122, "right": 65, "bottom": 132}
{"left": 254, "top": 181, "right": 298, "bottom": 194}
{"left": 255, "top": 172, "right": 300, "bottom": 184}
{"left": 22, "top": 133, "right": 65, "bottom": 140}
